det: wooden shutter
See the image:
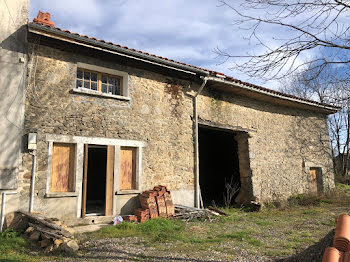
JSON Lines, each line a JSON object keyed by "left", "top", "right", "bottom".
{"left": 51, "top": 143, "right": 75, "bottom": 192}
{"left": 120, "top": 147, "right": 136, "bottom": 190}
{"left": 105, "top": 146, "right": 115, "bottom": 216}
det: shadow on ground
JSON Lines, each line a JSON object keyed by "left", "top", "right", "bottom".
{"left": 276, "top": 229, "right": 334, "bottom": 262}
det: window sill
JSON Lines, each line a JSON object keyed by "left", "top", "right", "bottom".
{"left": 116, "top": 190, "right": 141, "bottom": 195}
{"left": 72, "top": 88, "right": 131, "bottom": 101}
{"left": 45, "top": 192, "right": 79, "bottom": 198}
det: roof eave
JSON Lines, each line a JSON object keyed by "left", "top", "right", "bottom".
{"left": 207, "top": 76, "right": 339, "bottom": 114}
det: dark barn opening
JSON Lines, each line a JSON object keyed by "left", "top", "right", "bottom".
{"left": 86, "top": 145, "right": 107, "bottom": 215}
{"left": 199, "top": 126, "right": 241, "bottom": 207}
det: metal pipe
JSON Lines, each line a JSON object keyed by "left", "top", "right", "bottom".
{"left": 194, "top": 77, "right": 208, "bottom": 208}
{"left": 29, "top": 151, "right": 36, "bottom": 213}
{"left": 0, "top": 191, "right": 17, "bottom": 232}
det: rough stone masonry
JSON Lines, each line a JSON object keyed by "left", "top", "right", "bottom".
{"left": 12, "top": 35, "right": 335, "bottom": 220}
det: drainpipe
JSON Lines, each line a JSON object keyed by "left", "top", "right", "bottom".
{"left": 0, "top": 191, "right": 17, "bottom": 232}
{"left": 29, "top": 151, "right": 37, "bottom": 213}
{"left": 194, "top": 77, "right": 208, "bottom": 208}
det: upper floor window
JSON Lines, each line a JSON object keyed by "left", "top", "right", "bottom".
{"left": 76, "top": 69, "right": 122, "bottom": 96}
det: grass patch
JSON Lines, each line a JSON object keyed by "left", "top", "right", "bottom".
{"left": 90, "top": 218, "right": 185, "bottom": 242}
{"left": 81, "top": 184, "right": 350, "bottom": 260}
{"left": 0, "top": 229, "right": 40, "bottom": 262}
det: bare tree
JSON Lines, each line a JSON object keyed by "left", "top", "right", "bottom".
{"left": 217, "top": 0, "right": 350, "bottom": 80}
{"left": 223, "top": 177, "right": 240, "bottom": 207}
{"left": 280, "top": 63, "right": 350, "bottom": 176}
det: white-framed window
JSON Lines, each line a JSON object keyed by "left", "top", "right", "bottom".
{"left": 73, "top": 63, "right": 130, "bottom": 100}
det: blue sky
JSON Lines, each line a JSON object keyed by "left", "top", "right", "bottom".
{"left": 28, "top": 0, "right": 315, "bottom": 90}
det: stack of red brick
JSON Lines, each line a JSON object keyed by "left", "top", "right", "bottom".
{"left": 323, "top": 214, "right": 350, "bottom": 262}
{"left": 134, "top": 185, "right": 175, "bottom": 223}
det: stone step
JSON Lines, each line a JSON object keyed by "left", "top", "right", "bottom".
{"left": 72, "top": 223, "right": 111, "bottom": 234}
{"left": 63, "top": 216, "right": 114, "bottom": 227}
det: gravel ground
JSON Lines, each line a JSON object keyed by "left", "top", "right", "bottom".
{"left": 60, "top": 237, "right": 272, "bottom": 262}
{"left": 57, "top": 229, "right": 335, "bottom": 262}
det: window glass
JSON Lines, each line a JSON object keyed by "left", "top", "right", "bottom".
{"left": 101, "top": 84, "right": 107, "bottom": 93}
{"left": 91, "top": 82, "right": 97, "bottom": 90}
{"left": 77, "top": 70, "right": 83, "bottom": 79}
{"left": 102, "top": 75, "right": 107, "bottom": 84}
{"left": 76, "top": 69, "right": 123, "bottom": 96}
{"left": 91, "top": 73, "right": 97, "bottom": 82}
{"left": 76, "top": 80, "right": 82, "bottom": 88}
{"left": 83, "top": 71, "right": 90, "bottom": 80}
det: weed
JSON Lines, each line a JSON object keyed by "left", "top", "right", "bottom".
{"left": 0, "top": 228, "right": 20, "bottom": 239}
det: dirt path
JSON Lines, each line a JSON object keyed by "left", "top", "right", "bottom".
{"left": 60, "top": 237, "right": 271, "bottom": 262}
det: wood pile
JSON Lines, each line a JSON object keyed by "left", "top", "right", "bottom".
{"left": 134, "top": 185, "right": 175, "bottom": 222}
{"left": 174, "top": 205, "right": 221, "bottom": 220}
{"left": 6, "top": 211, "right": 78, "bottom": 253}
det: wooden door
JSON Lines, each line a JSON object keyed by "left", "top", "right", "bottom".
{"left": 105, "top": 146, "right": 115, "bottom": 216}
{"left": 309, "top": 169, "right": 317, "bottom": 194}
{"left": 82, "top": 144, "right": 88, "bottom": 218}
{"left": 120, "top": 147, "right": 136, "bottom": 190}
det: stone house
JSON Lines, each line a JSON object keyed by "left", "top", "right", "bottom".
{"left": 1, "top": 8, "right": 338, "bottom": 221}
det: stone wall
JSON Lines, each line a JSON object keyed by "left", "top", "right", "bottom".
{"left": 18, "top": 41, "right": 334, "bottom": 218}
{"left": 22, "top": 43, "right": 196, "bottom": 218}
{"left": 198, "top": 88, "right": 334, "bottom": 203}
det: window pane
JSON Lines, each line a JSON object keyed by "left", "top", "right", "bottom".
{"left": 76, "top": 80, "right": 82, "bottom": 88}
{"left": 91, "top": 82, "right": 97, "bottom": 90}
{"left": 108, "top": 85, "right": 114, "bottom": 94}
{"left": 84, "top": 81, "right": 90, "bottom": 89}
{"left": 77, "top": 70, "right": 83, "bottom": 79}
{"left": 84, "top": 71, "right": 90, "bottom": 80}
{"left": 101, "top": 84, "right": 108, "bottom": 93}
{"left": 108, "top": 78, "right": 114, "bottom": 85}
{"left": 115, "top": 86, "right": 121, "bottom": 95}
{"left": 102, "top": 75, "right": 107, "bottom": 84}
{"left": 91, "top": 73, "right": 97, "bottom": 82}
{"left": 115, "top": 79, "right": 121, "bottom": 95}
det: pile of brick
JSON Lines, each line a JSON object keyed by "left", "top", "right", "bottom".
{"left": 134, "top": 185, "right": 175, "bottom": 223}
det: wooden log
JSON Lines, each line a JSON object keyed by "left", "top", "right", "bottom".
{"left": 20, "top": 211, "right": 72, "bottom": 238}
{"left": 208, "top": 206, "right": 228, "bottom": 216}
{"left": 28, "top": 222, "right": 65, "bottom": 240}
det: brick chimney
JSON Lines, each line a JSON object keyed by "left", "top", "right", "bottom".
{"left": 33, "top": 11, "right": 54, "bottom": 27}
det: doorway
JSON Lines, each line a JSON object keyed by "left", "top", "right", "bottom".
{"left": 199, "top": 126, "right": 241, "bottom": 207}
{"left": 86, "top": 145, "right": 107, "bottom": 215}
{"left": 82, "top": 144, "right": 115, "bottom": 217}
